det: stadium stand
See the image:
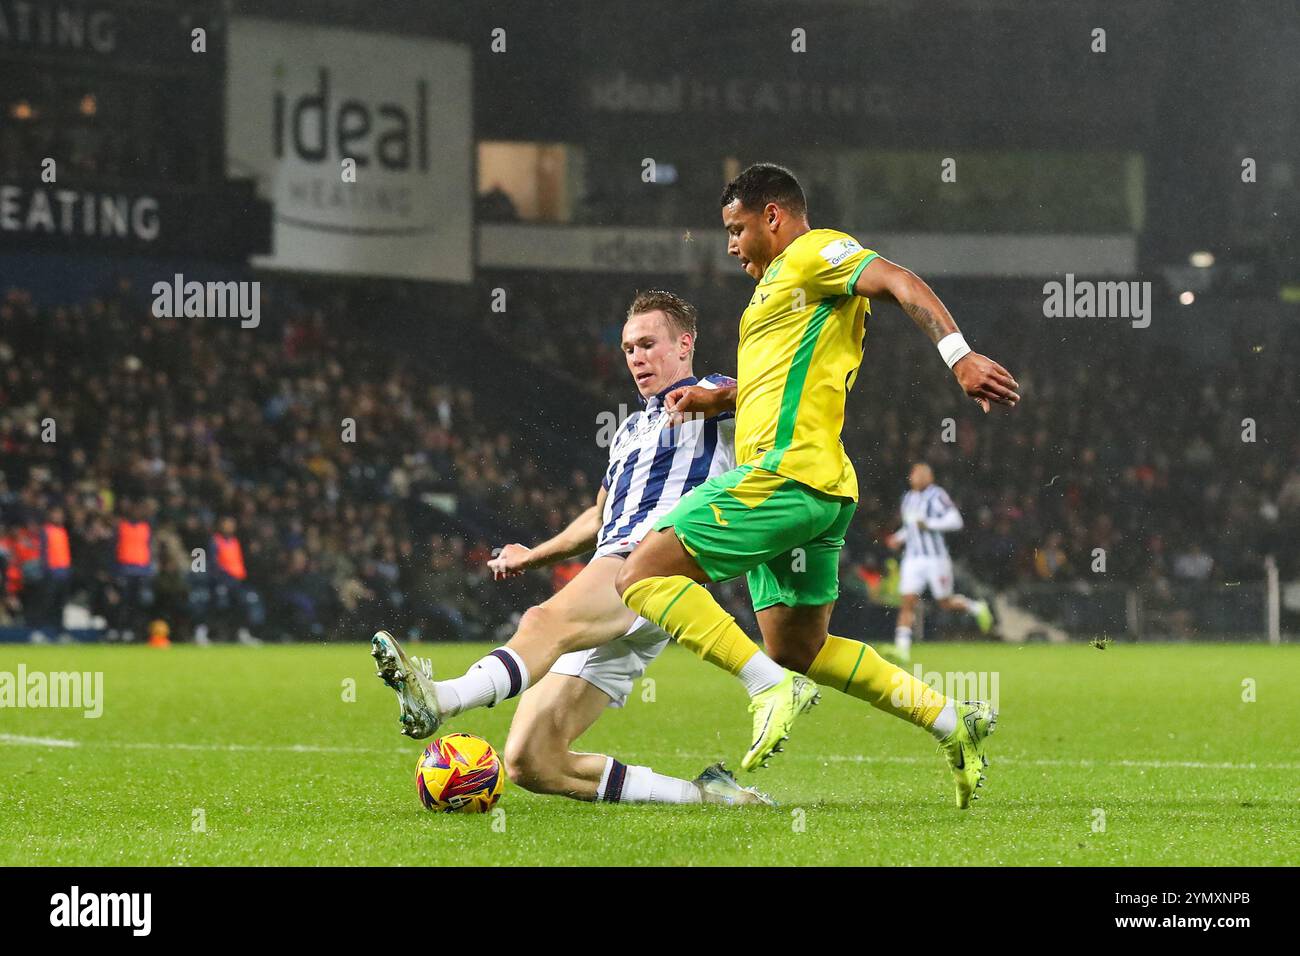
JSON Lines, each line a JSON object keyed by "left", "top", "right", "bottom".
{"left": 2, "top": 268, "right": 1297, "bottom": 642}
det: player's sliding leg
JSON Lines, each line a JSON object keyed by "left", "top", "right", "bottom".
{"left": 615, "top": 527, "right": 818, "bottom": 773}
{"left": 371, "top": 556, "right": 643, "bottom": 738}
{"left": 504, "top": 671, "right": 771, "bottom": 807}
{"left": 503, "top": 672, "right": 641, "bottom": 801}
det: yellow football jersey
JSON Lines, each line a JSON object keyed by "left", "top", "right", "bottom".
{"left": 734, "top": 228, "right": 877, "bottom": 501}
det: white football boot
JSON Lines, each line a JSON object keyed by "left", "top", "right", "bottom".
{"left": 693, "top": 763, "right": 776, "bottom": 806}
{"left": 371, "top": 630, "right": 446, "bottom": 739}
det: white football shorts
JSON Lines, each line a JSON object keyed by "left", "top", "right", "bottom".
{"left": 551, "top": 615, "right": 668, "bottom": 708}
{"left": 900, "top": 554, "right": 955, "bottom": 600}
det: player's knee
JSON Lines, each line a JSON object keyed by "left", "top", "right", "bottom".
{"left": 769, "top": 642, "right": 820, "bottom": 674}
{"left": 516, "top": 603, "right": 554, "bottom": 640}
{"left": 517, "top": 603, "right": 583, "bottom": 653}
{"left": 504, "top": 759, "right": 549, "bottom": 793}
{"left": 503, "top": 739, "right": 564, "bottom": 795}
{"left": 613, "top": 559, "right": 641, "bottom": 600}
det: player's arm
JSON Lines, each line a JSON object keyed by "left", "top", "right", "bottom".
{"left": 854, "top": 256, "right": 1020, "bottom": 413}
{"left": 663, "top": 375, "right": 736, "bottom": 426}
{"left": 487, "top": 486, "right": 607, "bottom": 580}
{"left": 918, "top": 502, "right": 963, "bottom": 533}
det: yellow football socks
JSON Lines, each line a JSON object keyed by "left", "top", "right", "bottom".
{"left": 622, "top": 579, "right": 950, "bottom": 729}
{"left": 621, "top": 575, "right": 758, "bottom": 675}
{"left": 808, "top": 634, "right": 948, "bottom": 728}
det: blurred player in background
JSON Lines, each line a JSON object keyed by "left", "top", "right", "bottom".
{"left": 883, "top": 462, "right": 993, "bottom": 665}
{"left": 371, "top": 290, "right": 770, "bottom": 807}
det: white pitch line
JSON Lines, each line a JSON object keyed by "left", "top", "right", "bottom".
{"left": 0, "top": 733, "right": 409, "bottom": 756}
{"left": 657, "top": 749, "right": 1300, "bottom": 773}
{"left": 0, "top": 733, "right": 79, "bottom": 749}
{"left": 3, "top": 734, "right": 1295, "bottom": 772}
{"left": 113, "top": 741, "right": 407, "bottom": 755}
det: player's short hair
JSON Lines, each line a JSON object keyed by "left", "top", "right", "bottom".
{"left": 719, "top": 163, "right": 808, "bottom": 218}
{"left": 626, "top": 289, "right": 698, "bottom": 343}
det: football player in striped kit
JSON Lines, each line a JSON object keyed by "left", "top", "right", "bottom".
{"left": 371, "top": 290, "right": 771, "bottom": 806}
{"left": 883, "top": 462, "right": 993, "bottom": 665}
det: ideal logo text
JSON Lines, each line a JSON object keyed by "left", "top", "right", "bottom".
{"left": 273, "top": 68, "right": 430, "bottom": 172}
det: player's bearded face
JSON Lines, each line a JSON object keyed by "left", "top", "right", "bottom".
{"left": 722, "top": 201, "right": 771, "bottom": 280}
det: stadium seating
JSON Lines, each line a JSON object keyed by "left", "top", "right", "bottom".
{"left": 2, "top": 272, "right": 1296, "bottom": 642}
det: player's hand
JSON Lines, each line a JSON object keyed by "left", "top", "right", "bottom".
{"left": 487, "top": 543, "right": 532, "bottom": 580}
{"left": 953, "top": 352, "right": 1020, "bottom": 413}
{"left": 886, "top": 532, "right": 904, "bottom": 550}
{"left": 664, "top": 384, "right": 722, "bottom": 427}
{"left": 916, "top": 520, "right": 929, "bottom": 531}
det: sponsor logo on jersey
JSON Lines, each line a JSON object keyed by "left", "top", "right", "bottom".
{"left": 819, "top": 237, "right": 862, "bottom": 266}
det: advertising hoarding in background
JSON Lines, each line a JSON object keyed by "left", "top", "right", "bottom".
{"left": 226, "top": 18, "right": 471, "bottom": 282}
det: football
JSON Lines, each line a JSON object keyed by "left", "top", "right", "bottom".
{"left": 415, "top": 733, "right": 505, "bottom": 813}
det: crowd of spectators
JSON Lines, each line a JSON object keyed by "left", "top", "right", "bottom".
{"left": 2, "top": 269, "right": 1296, "bottom": 643}
{"left": 0, "top": 280, "right": 593, "bottom": 642}
{"left": 486, "top": 268, "right": 1300, "bottom": 600}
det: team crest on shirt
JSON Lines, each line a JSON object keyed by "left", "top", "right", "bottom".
{"left": 626, "top": 414, "right": 655, "bottom": 446}
{"left": 819, "top": 237, "right": 862, "bottom": 266}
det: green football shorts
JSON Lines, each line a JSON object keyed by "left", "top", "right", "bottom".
{"left": 650, "top": 463, "right": 857, "bottom": 611}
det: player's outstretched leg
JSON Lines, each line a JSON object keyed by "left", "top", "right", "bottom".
{"left": 615, "top": 529, "right": 819, "bottom": 773}
{"left": 504, "top": 672, "right": 772, "bottom": 806}
{"left": 371, "top": 629, "right": 446, "bottom": 739}
{"left": 805, "top": 634, "right": 997, "bottom": 808}
{"left": 372, "top": 556, "right": 641, "bottom": 736}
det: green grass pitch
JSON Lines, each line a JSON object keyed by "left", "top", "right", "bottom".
{"left": 1, "top": 641, "right": 1296, "bottom": 866}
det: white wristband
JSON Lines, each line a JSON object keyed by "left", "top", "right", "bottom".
{"left": 937, "top": 332, "right": 971, "bottom": 369}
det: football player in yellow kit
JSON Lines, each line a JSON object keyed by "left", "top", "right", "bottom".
{"left": 616, "top": 163, "right": 1020, "bottom": 807}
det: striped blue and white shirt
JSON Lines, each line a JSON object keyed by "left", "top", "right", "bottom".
{"left": 595, "top": 374, "right": 736, "bottom": 559}
{"left": 900, "top": 484, "right": 963, "bottom": 560}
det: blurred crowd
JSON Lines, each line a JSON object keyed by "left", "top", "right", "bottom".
{"left": 0, "top": 281, "right": 595, "bottom": 642}
{"left": 487, "top": 270, "right": 1300, "bottom": 599}
{"left": 2, "top": 271, "right": 1297, "bottom": 643}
